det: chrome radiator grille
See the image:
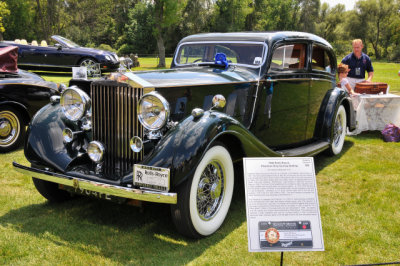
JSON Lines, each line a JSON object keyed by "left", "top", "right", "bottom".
{"left": 91, "top": 81, "right": 143, "bottom": 179}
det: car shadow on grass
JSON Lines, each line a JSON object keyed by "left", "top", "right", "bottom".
{"left": 314, "top": 139, "right": 354, "bottom": 174}
{"left": 0, "top": 184, "right": 246, "bottom": 264}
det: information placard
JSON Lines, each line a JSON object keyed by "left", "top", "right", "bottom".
{"left": 243, "top": 157, "right": 324, "bottom": 252}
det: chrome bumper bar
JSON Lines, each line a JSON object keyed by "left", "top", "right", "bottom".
{"left": 13, "top": 162, "right": 177, "bottom": 204}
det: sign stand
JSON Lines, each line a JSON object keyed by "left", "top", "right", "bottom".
{"left": 280, "top": 252, "right": 284, "bottom": 266}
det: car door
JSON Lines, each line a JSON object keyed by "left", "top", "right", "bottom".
{"left": 253, "top": 42, "right": 310, "bottom": 149}
{"left": 307, "top": 44, "right": 336, "bottom": 139}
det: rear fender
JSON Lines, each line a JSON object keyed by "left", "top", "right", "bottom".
{"left": 315, "top": 87, "right": 355, "bottom": 141}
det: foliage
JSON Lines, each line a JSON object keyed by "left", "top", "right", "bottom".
{"left": 119, "top": 1, "right": 156, "bottom": 55}
{"left": 245, "top": 0, "right": 300, "bottom": 31}
{"left": 1, "top": 0, "right": 400, "bottom": 61}
{"left": 0, "top": 1, "right": 10, "bottom": 37}
{"left": 211, "top": 0, "right": 253, "bottom": 32}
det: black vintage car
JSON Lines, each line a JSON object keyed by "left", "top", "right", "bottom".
{"left": 13, "top": 32, "right": 356, "bottom": 238}
{"left": 0, "top": 35, "right": 120, "bottom": 75}
{"left": 0, "top": 46, "right": 62, "bottom": 152}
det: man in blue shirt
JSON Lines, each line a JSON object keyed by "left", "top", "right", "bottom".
{"left": 341, "top": 39, "right": 374, "bottom": 89}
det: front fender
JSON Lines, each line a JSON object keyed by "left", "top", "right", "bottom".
{"left": 140, "top": 111, "right": 280, "bottom": 188}
{"left": 24, "top": 103, "right": 81, "bottom": 171}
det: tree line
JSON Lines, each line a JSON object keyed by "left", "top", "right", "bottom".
{"left": 1, "top": 0, "right": 399, "bottom": 67}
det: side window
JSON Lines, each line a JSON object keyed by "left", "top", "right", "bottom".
{"left": 312, "top": 45, "right": 334, "bottom": 73}
{"left": 269, "top": 43, "right": 306, "bottom": 71}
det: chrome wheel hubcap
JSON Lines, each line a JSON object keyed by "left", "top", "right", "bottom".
{"left": 197, "top": 160, "right": 225, "bottom": 221}
{"left": 0, "top": 111, "right": 20, "bottom": 147}
{"left": 80, "top": 59, "right": 100, "bottom": 76}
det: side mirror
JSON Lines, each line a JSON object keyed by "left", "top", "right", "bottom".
{"left": 55, "top": 43, "right": 62, "bottom": 51}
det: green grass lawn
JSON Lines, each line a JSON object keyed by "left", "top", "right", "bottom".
{"left": 1, "top": 61, "right": 400, "bottom": 265}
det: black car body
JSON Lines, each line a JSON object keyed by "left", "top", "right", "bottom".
{"left": 13, "top": 32, "right": 356, "bottom": 237}
{"left": 0, "top": 46, "right": 60, "bottom": 152}
{"left": 0, "top": 35, "right": 119, "bottom": 74}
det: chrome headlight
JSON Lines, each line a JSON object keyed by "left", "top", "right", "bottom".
{"left": 60, "top": 86, "right": 91, "bottom": 121}
{"left": 138, "top": 92, "right": 170, "bottom": 130}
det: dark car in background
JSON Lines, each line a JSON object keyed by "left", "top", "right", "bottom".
{"left": 13, "top": 32, "right": 356, "bottom": 238}
{"left": 0, "top": 46, "right": 61, "bottom": 152}
{"left": 0, "top": 35, "right": 120, "bottom": 75}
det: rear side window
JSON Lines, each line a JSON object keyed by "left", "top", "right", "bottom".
{"left": 269, "top": 43, "right": 307, "bottom": 71}
{"left": 312, "top": 45, "right": 334, "bottom": 73}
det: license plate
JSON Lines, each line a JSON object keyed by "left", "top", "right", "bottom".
{"left": 133, "top": 164, "right": 170, "bottom": 191}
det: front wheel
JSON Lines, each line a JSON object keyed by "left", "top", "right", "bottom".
{"left": 171, "top": 143, "right": 234, "bottom": 238}
{"left": 79, "top": 58, "right": 100, "bottom": 77}
{"left": 328, "top": 105, "right": 347, "bottom": 155}
{"left": 0, "top": 106, "right": 26, "bottom": 152}
{"left": 32, "top": 178, "right": 72, "bottom": 202}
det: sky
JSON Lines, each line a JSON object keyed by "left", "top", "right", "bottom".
{"left": 320, "top": 0, "right": 357, "bottom": 11}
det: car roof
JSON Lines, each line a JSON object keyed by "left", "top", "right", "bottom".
{"left": 179, "top": 31, "right": 332, "bottom": 48}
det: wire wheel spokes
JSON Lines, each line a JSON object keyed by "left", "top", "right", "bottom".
{"left": 196, "top": 160, "right": 225, "bottom": 221}
{"left": 0, "top": 111, "right": 20, "bottom": 147}
{"left": 333, "top": 112, "right": 344, "bottom": 146}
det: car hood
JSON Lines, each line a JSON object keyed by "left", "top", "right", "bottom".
{"left": 120, "top": 66, "right": 260, "bottom": 88}
{"left": 73, "top": 47, "right": 116, "bottom": 56}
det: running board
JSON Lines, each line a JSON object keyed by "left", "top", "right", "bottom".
{"left": 277, "top": 140, "right": 330, "bottom": 157}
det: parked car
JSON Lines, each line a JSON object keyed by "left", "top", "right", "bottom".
{"left": 0, "top": 35, "right": 120, "bottom": 75}
{"left": 13, "top": 32, "right": 356, "bottom": 238}
{"left": 0, "top": 46, "right": 62, "bottom": 152}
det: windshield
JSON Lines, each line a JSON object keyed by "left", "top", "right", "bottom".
{"left": 52, "top": 36, "right": 80, "bottom": 48}
{"left": 175, "top": 42, "right": 267, "bottom": 68}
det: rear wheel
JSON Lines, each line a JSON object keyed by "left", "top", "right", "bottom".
{"left": 0, "top": 106, "right": 26, "bottom": 152}
{"left": 328, "top": 105, "right": 347, "bottom": 155}
{"left": 171, "top": 143, "right": 234, "bottom": 238}
{"left": 32, "top": 178, "right": 72, "bottom": 202}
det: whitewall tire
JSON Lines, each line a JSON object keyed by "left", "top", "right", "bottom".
{"left": 329, "top": 105, "right": 346, "bottom": 155}
{"left": 171, "top": 143, "right": 234, "bottom": 238}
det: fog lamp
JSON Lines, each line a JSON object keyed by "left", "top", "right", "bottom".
{"left": 62, "top": 128, "right": 74, "bottom": 143}
{"left": 130, "top": 136, "right": 143, "bottom": 152}
{"left": 87, "top": 141, "right": 105, "bottom": 163}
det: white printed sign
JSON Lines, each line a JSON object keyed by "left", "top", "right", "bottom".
{"left": 243, "top": 157, "right": 324, "bottom": 252}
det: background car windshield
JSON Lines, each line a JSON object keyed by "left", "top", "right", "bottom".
{"left": 56, "top": 36, "right": 80, "bottom": 48}
{"left": 176, "top": 43, "right": 265, "bottom": 66}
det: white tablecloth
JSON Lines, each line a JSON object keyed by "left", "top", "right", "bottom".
{"left": 348, "top": 93, "right": 400, "bottom": 135}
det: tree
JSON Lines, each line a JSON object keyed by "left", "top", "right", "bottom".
{"left": 315, "top": 3, "right": 345, "bottom": 42}
{"left": 245, "top": 0, "right": 300, "bottom": 31}
{"left": 298, "top": 0, "right": 320, "bottom": 33}
{"left": 153, "top": 0, "right": 186, "bottom": 67}
{"left": 211, "top": 0, "right": 253, "bottom": 32}
{"left": 356, "top": 0, "right": 397, "bottom": 59}
{"left": 0, "top": 1, "right": 10, "bottom": 41}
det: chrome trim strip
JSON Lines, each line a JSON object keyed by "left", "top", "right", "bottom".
{"left": 263, "top": 78, "right": 312, "bottom": 82}
{"left": 13, "top": 162, "right": 177, "bottom": 204}
{"left": 311, "top": 77, "right": 333, "bottom": 82}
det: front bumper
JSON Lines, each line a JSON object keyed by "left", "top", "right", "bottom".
{"left": 13, "top": 162, "right": 177, "bottom": 204}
